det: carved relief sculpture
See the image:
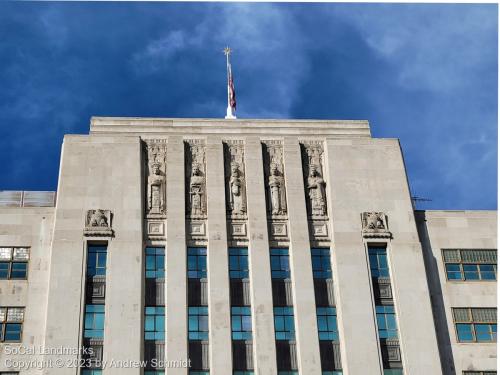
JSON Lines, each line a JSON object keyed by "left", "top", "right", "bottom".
{"left": 302, "top": 142, "right": 327, "bottom": 218}
{"left": 228, "top": 162, "right": 246, "bottom": 215}
{"left": 145, "top": 140, "right": 167, "bottom": 218}
{"left": 224, "top": 141, "right": 247, "bottom": 217}
{"left": 263, "top": 141, "right": 287, "bottom": 218}
{"left": 361, "top": 212, "right": 391, "bottom": 238}
{"left": 84, "top": 209, "right": 113, "bottom": 236}
{"left": 269, "top": 163, "right": 286, "bottom": 215}
{"left": 186, "top": 141, "right": 207, "bottom": 218}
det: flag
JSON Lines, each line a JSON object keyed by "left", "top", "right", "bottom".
{"left": 228, "top": 65, "right": 236, "bottom": 110}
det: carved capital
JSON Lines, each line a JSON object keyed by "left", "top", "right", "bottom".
{"left": 84, "top": 209, "right": 113, "bottom": 237}
{"left": 361, "top": 212, "right": 391, "bottom": 238}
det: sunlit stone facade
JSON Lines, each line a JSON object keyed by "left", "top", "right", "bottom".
{"left": 0, "top": 117, "right": 496, "bottom": 375}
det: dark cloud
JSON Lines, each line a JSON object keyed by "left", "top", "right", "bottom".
{"left": 0, "top": 2, "right": 496, "bottom": 209}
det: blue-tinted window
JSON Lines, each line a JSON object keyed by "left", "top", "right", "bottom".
{"left": 376, "top": 305, "right": 398, "bottom": 339}
{"left": 456, "top": 323, "right": 474, "bottom": 342}
{"left": 146, "top": 247, "right": 165, "bottom": 279}
{"left": 0, "top": 262, "right": 28, "bottom": 280}
{"left": 446, "top": 263, "right": 497, "bottom": 281}
{"left": 274, "top": 307, "right": 295, "bottom": 340}
{"left": 383, "top": 370, "right": 403, "bottom": 375}
{"left": 82, "top": 370, "right": 103, "bottom": 375}
{"left": 317, "top": 307, "right": 338, "bottom": 341}
{"left": 145, "top": 307, "right": 165, "bottom": 341}
{"left": 189, "top": 372, "right": 210, "bottom": 375}
{"left": 3, "top": 323, "right": 22, "bottom": 342}
{"left": 188, "top": 248, "right": 207, "bottom": 279}
{"left": 188, "top": 306, "right": 208, "bottom": 340}
{"left": 368, "top": 247, "right": 389, "bottom": 278}
{"left": 229, "top": 248, "right": 249, "bottom": 279}
{"left": 234, "top": 372, "right": 254, "bottom": 375}
{"left": 84, "top": 305, "right": 105, "bottom": 338}
{"left": 271, "top": 248, "right": 290, "bottom": 279}
{"left": 231, "top": 307, "right": 252, "bottom": 340}
{"left": 311, "top": 248, "right": 332, "bottom": 279}
{"left": 277, "top": 372, "right": 298, "bottom": 375}
{"left": 144, "top": 372, "right": 165, "bottom": 375}
{"left": 87, "top": 245, "right": 107, "bottom": 277}
{"left": 322, "top": 372, "right": 343, "bottom": 375}
{"left": 475, "top": 324, "right": 496, "bottom": 342}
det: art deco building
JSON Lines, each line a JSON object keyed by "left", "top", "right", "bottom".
{"left": 0, "top": 117, "right": 496, "bottom": 375}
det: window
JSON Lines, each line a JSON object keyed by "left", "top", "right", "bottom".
{"left": 188, "top": 307, "right": 208, "bottom": 340}
{"left": 231, "top": 307, "right": 252, "bottom": 340}
{"left": 368, "top": 247, "right": 389, "bottom": 278}
{"left": 146, "top": 247, "right": 165, "bottom": 279}
{"left": 274, "top": 307, "right": 295, "bottom": 340}
{"left": 144, "top": 372, "right": 165, "bottom": 375}
{"left": 87, "top": 245, "right": 107, "bottom": 276}
{"left": 145, "top": 307, "right": 165, "bottom": 340}
{"left": 277, "top": 372, "right": 298, "bottom": 375}
{"left": 84, "top": 305, "right": 105, "bottom": 339}
{"left": 229, "top": 248, "right": 249, "bottom": 279}
{"left": 271, "top": 248, "right": 290, "bottom": 279}
{"left": 81, "top": 371, "right": 102, "bottom": 375}
{"left": 453, "top": 308, "right": 497, "bottom": 343}
{"left": 234, "top": 372, "right": 254, "bottom": 375}
{"left": 0, "top": 307, "right": 24, "bottom": 342}
{"left": 383, "top": 371, "right": 403, "bottom": 375}
{"left": 322, "top": 372, "right": 343, "bottom": 375}
{"left": 317, "top": 307, "right": 338, "bottom": 341}
{"left": 443, "top": 249, "right": 497, "bottom": 281}
{"left": 463, "top": 372, "right": 497, "bottom": 375}
{"left": 188, "top": 248, "right": 207, "bottom": 279}
{"left": 0, "top": 248, "right": 29, "bottom": 280}
{"left": 311, "top": 248, "right": 332, "bottom": 279}
{"left": 376, "top": 305, "right": 398, "bottom": 339}
{"left": 189, "top": 372, "right": 209, "bottom": 375}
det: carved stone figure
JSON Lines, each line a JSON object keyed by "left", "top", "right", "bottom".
{"left": 307, "top": 164, "right": 327, "bottom": 216}
{"left": 361, "top": 212, "right": 391, "bottom": 238}
{"left": 189, "top": 163, "right": 205, "bottom": 216}
{"left": 89, "top": 209, "right": 108, "bottom": 227}
{"left": 84, "top": 209, "right": 113, "bottom": 237}
{"left": 269, "top": 163, "right": 287, "bottom": 215}
{"left": 148, "top": 162, "right": 166, "bottom": 215}
{"left": 228, "top": 162, "right": 246, "bottom": 215}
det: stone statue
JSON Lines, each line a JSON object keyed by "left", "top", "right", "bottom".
{"left": 147, "top": 162, "right": 166, "bottom": 215}
{"left": 189, "top": 163, "right": 205, "bottom": 216}
{"left": 269, "top": 163, "right": 287, "bottom": 215}
{"left": 89, "top": 209, "right": 108, "bottom": 227}
{"left": 366, "top": 212, "right": 385, "bottom": 230}
{"left": 307, "top": 164, "right": 326, "bottom": 216}
{"left": 228, "top": 163, "right": 246, "bottom": 215}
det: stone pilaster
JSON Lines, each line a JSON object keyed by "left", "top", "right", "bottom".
{"left": 283, "top": 137, "right": 322, "bottom": 375}
{"left": 245, "top": 137, "right": 278, "bottom": 375}
{"left": 206, "top": 136, "right": 232, "bottom": 375}
{"left": 165, "top": 136, "right": 188, "bottom": 375}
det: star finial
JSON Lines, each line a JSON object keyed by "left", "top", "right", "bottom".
{"left": 223, "top": 46, "right": 232, "bottom": 56}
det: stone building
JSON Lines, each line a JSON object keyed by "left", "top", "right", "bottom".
{"left": 0, "top": 117, "right": 496, "bottom": 375}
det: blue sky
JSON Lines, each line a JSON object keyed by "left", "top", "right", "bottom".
{"left": 0, "top": 2, "right": 497, "bottom": 209}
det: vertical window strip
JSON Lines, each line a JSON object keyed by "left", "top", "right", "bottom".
{"left": 188, "top": 247, "right": 207, "bottom": 279}
{"left": 270, "top": 248, "right": 290, "bottom": 279}
{"left": 229, "top": 248, "right": 249, "bottom": 279}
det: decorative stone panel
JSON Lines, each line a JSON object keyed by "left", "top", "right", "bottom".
{"left": 83, "top": 338, "right": 104, "bottom": 368}
{"left": 185, "top": 140, "right": 207, "bottom": 219}
{"left": 301, "top": 141, "right": 328, "bottom": 219}
{"left": 84, "top": 209, "right": 113, "bottom": 237}
{"left": 224, "top": 140, "right": 247, "bottom": 219}
{"left": 262, "top": 141, "right": 287, "bottom": 219}
{"left": 381, "top": 338, "right": 402, "bottom": 369}
{"left": 361, "top": 212, "right": 391, "bottom": 238}
{"left": 268, "top": 221, "right": 289, "bottom": 241}
{"left": 373, "top": 277, "right": 393, "bottom": 303}
{"left": 144, "top": 139, "right": 167, "bottom": 218}
{"left": 86, "top": 275, "right": 106, "bottom": 304}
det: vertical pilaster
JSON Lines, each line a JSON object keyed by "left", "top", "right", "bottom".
{"left": 103, "top": 138, "right": 144, "bottom": 374}
{"left": 206, "top": 136, "right": 232, "bottom": 375}
{"left": 166, "top": 136, "right": 188, "bottom": 375}
{"left": 283, "top": 137, "right": 322, "bottom": 374}
{"left": 245, "top": 137, "right": 278, "bottom": 375}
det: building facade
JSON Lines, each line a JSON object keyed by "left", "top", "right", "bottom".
{"left": 0, "top": 117, "right": 496, "bottom": 375}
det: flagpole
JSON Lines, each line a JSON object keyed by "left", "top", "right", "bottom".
{"left": 223, "top": 46, "right": 236, "bottom": 119}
